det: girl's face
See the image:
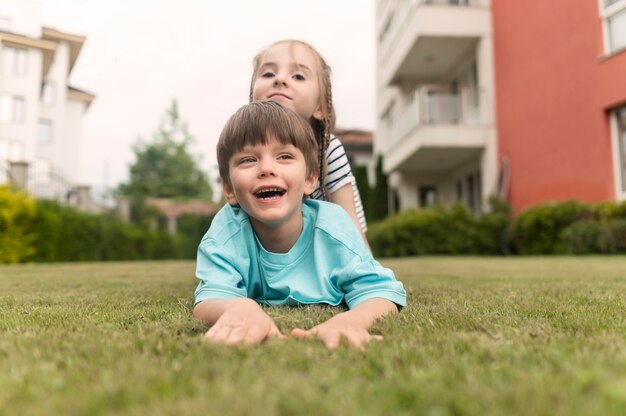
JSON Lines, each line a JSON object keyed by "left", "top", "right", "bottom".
{"left": 252, "top": 43, "right": 323, "bottom": 122}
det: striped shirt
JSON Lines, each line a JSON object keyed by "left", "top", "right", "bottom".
{"left": 311, "top": 135, "right": 367, "bottom": 232}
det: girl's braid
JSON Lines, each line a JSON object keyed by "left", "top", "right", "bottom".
{"left": 317, "top": 67, "right": 335, "bottom": 201}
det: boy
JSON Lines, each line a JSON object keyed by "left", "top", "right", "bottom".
{"left": 193, "top": 101, "right": 406, "bottom": 350}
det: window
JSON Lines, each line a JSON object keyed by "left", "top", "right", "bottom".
{"left": 601, "top": 0, "right": 626, "bottom": 54}
{"left": 466, "top": 171, "right": 482, "bottom": 214}
{"left": 419, "top": 185, "right": 437, "bottom": 207}
{"left": 41, "top": 81, "right": 56, "bottom": 105}
{"left": 38, "top": 119, "right": 53, "bottom": 145}
{"left": 0, "top": 94, "right": 26, "bottom": 123}
{"left": 1, "top": 46, "right": 28, "bottom": 76}
{"left": 614, "top": 106, "right": 626, "bottom": 194}
{"left": 0, "top": 138, "right": 25, "bottom": 161}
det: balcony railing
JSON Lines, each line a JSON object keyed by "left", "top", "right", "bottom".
{"left": 378, "top": 0, "right": 490, "bottom": 64}
{"left": 389, "top": 85, "right": 485, "bottom": 146}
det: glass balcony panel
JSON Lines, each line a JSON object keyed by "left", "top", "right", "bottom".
{"left": 389, "top": 85, "right": 484, "bottom": 145}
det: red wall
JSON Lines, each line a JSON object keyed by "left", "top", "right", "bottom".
{"left": 492, "top": 0, "right": 626, "bottom": 213}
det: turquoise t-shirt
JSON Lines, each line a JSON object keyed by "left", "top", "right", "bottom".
{"left": 194, "top": 199, "right": 406, "bottom": 309}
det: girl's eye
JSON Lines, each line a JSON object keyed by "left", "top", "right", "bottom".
{"left": 278, "top": 154, "right": 294, "bottom": 160}
{"left": 261, "top": 71, "right": 274, "bottom": 78}
{"left": 293, "top": 73, "right": 305, "bottom": 81}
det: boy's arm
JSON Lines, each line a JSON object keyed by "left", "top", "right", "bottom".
{"left": 291, "top": 298, "right": 398, "bottom": 350}
{"left": 193, "top": 298, "right": 284, "bottom": 345}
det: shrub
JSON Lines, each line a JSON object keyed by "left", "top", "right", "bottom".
{"left": 510, "top": 201, "right": 590, "bottom": 254}
{"left": 28, "top": 199, "right": 183, "bottom": 262}
{"left": 560, "top": 220, "right": 602, "bottom": 254}
{"left": 561, "top": 219, "right": 626, "bottom": 254}
{"left": 598, "top": 219, "right": 626, "bottom": 253}
{"left": 367, "top": 199, "right": 512, "bottom": 257}
{"left": 0, "top": 185, "right": 37, "bottom": 263}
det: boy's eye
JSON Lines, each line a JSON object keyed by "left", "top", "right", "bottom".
{"left": 261, "top": 71, "right": 274, "bottom": 78}
{"left": 278, "top": 153, "right": 294, "bottom": 160}
{"left": 238, "top": 157, "right": 256, "bottom": 165}
{"left": 293, "top": 73, "right": 305, "bottom": 81}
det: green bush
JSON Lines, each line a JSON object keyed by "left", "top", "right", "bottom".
{"left": 28, "top": 200, "right": 184, "bottom": 262}
{"left": 176, "top": 213, "right": 214, "bottom": 259}
{"left": 562, "top": 219, "right": 626, "bottom": 254}
{"left": 0, "top": 185, "right": 37, "bottom": 263}
{"left": 367, "top": 199, "right": 512, "bottom": 257}
{"left": 560, "top": 220, "right": 602, "bottom": 254}
{"left": 598, "top": 219, "right": 626, "bottom": 253}
{"left": 509, "top": 201, "right": 590, "bottom": 254}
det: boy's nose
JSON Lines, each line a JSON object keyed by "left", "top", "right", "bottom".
{"left": 258, "top": 160, "right": 277, "bottom": 177}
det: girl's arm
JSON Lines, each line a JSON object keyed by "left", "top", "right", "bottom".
{"left": 330, "top": 183, "right": 370, "bottom": 249}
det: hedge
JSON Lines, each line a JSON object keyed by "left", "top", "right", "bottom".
{"left": 0, "top": 187, "right": 214, "bottom": 263}
{"left": 0, "top": 185, "right": 36, "bottom": 263}
{"left": 368, "top": 199, "right": 626, "bottom": 257}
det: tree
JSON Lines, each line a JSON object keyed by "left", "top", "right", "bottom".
{"left": 118, "top": 100, "right": 212, "bottom": 202}
{"left": 352, "top": 165, "right": 370, "bottom": 223}
{"left": 368, "top": 155, "right": 389, "bottom": 222}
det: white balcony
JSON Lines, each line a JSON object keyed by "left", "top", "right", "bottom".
{"left": 383, "top": 85, "right": 492, "bottom": 173}
{"left": 379, "top": 0, "right": 491, "bottom": 87}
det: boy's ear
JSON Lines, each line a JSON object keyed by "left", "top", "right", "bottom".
{"left": 222, "top": 182, "right": 238, "bottom": 205}
{"left": 303, "top": 173, "right": 318, "bottom": 196}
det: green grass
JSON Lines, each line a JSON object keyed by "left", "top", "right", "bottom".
{"left": 1, "top": 257, "right": 626, "bottom": 415}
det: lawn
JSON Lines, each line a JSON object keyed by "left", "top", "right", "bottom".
{"left": 1, "top": 257, "right": 625, "bottom": 415}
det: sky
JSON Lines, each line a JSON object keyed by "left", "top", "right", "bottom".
{"left": 40, "top": 0, "right": 377, "bottom": 200}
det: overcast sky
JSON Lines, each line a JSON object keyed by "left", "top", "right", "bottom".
{"left": 40, "top": 0, "right": 377, "bottom": 198}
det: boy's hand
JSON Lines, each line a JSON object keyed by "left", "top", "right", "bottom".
{"left": 199, "top": 298, "right": 285, "bottom": 346}
{"left": 291, "top": 318, "right": 382, "bottom": 351}
{"left": 291, "top": 298, "right": 397, "bottom": 351}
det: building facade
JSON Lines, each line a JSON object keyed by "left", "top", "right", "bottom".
{"left": 0, "top": 0, "right": 94, "bottom": 202}
{"left": 376, "top": 0, "right": 626, "bottom": 214}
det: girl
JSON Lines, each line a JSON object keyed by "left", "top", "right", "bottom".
{"left": 249, "top": 39, "right": 368, "bottom": 242}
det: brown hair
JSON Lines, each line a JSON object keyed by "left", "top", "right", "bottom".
{"left": 217, "top": 101, "right": 319, "bottom": 189}
{"left": 249, "top": 39, "right": 335, "bottom": 200}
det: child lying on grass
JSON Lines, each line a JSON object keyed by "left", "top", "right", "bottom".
{"left": 193, "top": 101, "right": 406, "bottom": 350}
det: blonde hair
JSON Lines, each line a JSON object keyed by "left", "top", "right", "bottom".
{"left": 249, "top": 39, "right": 335, "bottom": 200}
{"left": 217, "top": 101, "right": 319, "bottom": 190}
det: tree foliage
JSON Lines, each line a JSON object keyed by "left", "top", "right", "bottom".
{"left": 118, "top": 100, "right": 212, "bottom": 201}
{"left": 368, "top": 155, "right": 389, "bottom": 222}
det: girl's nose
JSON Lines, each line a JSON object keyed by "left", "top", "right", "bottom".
{"left": 273, "top": 75, "right": 287, "bottom": 87}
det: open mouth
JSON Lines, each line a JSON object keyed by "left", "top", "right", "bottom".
{"left": 255, "top": 187, "right": 286, "bottom": 200}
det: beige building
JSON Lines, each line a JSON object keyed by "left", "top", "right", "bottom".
{"left": 0, "top": 0, "right": 94, "bottom": 203}
{"left": 375, "top": 0, "right": 496, "bottom": 214}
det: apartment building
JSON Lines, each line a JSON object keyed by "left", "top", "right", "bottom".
{"left": 0, "top": 0, "right": 94, "bottom": 201}
{"left": 376, "top": 0, "right": 626, "bottom": 214}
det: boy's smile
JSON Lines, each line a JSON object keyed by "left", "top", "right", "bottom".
{"left": 223, "top": 137, "right": 317, "bottom": 247}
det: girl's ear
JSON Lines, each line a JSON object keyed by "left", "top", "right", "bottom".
{"left": 312, "top": 105, "right": 323, "bottom": 121}
{"left": 222, "top": 182, "right": 238, "bottom": 205}
{"left": 303, "top": 173, "right": 319, "bottom": 196}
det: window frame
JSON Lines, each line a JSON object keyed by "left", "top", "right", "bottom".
{"left": 600, "top": 0, "right": 626, "bottom": 55}
{"left": 1, "top": 46, "right": 28, "bottom": 77}
{"left": 611, "top": 105, "right": 626, "bottom": 200}
{"left": 0, "top": 93, "right": 26, "bottom": 123}
{"left": 38, "top": 119, "right": 54, "bottom": 145}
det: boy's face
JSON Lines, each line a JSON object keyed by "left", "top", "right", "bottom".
{"left": 223, "top": 136, "right": 317, "bottom": 231}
